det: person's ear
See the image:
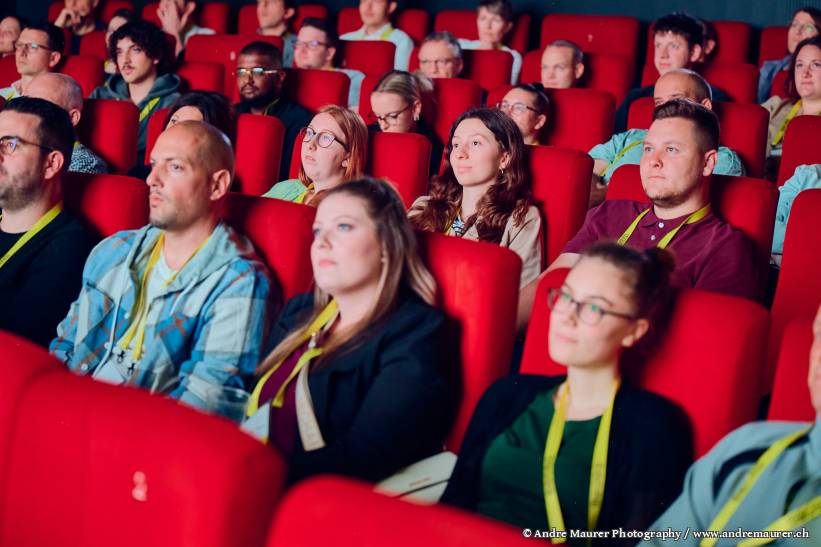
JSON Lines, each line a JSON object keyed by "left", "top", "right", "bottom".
{"left": 499, "top": 150, "right": 512, "bottom": 171}
{"left": 621, "top": 318, "right": 649, "bottom": 347}
{"left": 68, "top": 108, "right": 81, "bottom": 127}
{"left": 454, "top": 58, "right": 464, "bottom": 77}
{"left": 702, "top": 148, "right": 718, "bottom": 177}
{"left": 42, "top": 150, "right": 65, "bottom": 180}
{"left": 210, "top": 168, "right": 232, "bottom": 200}
{"left": 48, "top": 51, "right": 61, "bottom": 68}
{"left": 574, "top": 62, "right": 585, "bottom": 81}
{"left": 387, "top": 1, "right": 397, "bottom": 16}
{"left": 688, "top": 44, "right": 703, "bottom": 64}
{"left": 503, "top": 21, "right": 513, "bottom": 36}
{"left": 324, "top": 46, "right": 336, "bottom": 67}
{"left": 412, "top": 99, "right": 422, "bottom": 121}
{"left": 92, "top": 0, "right": 100, "bottom": 8}
{"left": 701, "top": 97, "right": 713, "bottom": 110}
{"left": 284, "top": 7, "right": 296, "bottom": 21}
{"left": 533, "top": 113, "right": 547, "bottom": 132}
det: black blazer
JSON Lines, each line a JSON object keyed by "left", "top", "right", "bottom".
{"left": 270, "top": 290, "right": 453, "bottom": 483}
{"left": 441, "top": 374, "right": 693, "bottom": 544}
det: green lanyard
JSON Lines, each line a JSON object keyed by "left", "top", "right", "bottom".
{"left": 616, "top": 204, "right": 711, "bottom": 249}
{"left": 601, "top": 140, "right": 643, "bottom": 179}
{"left": 0, "top": 202, "right": 63, "bottom": 269}
{"left": 138, "top": 97, "right": 161, "bottom": 123}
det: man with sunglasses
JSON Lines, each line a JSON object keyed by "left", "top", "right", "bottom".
{"left": 0, "top": 97, "right": 96, "bottom": 347}
{"left": 0, "top": 22, "right": 64, "bottom": 101}
{"left": 235, "top": 41, "right": 311, "bottom": 180}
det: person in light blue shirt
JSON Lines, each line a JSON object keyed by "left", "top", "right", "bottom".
{"left": 457, "top": 0, "right": 521, "bottom": 84}
{"left": 589, "top": 69, "right": 744, "bottom": 206}
{"left": 339, "top": 0, "right": 413, "bottom": 71}
{"left": 758, "top": 7, "right": 821, "bottom": 103}
{"left": 772, "top": 164, "right": 821, "bottom": 265}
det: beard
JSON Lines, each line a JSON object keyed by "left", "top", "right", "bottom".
{"left": 0, "top": 165, "right": 44, "bottom": 211}
{"left": 239, "top": 87, "right": 279, "bottom": 111}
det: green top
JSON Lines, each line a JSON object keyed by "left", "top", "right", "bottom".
{"left": 476, "top": 387, "right": 600, "bottom": 534}
{"left": 263, "top": 178, "right": 307, "bottom": 202}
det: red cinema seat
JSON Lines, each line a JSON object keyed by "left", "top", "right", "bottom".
{"left": 463, "top": 49, "right": 513, "bottom": 92}
{"left": 177, "top": 61, "right": 225, "bottom": 94}
{"left": 142, "top": 2, "right": 229, "bottom": 34}
{"left": 287, "top": 128, "right": 304, "bottom": 180}
{"left": 521, "top": 269, "right": 768, "bottom": 457}
{"left": 357, "top": 74, "right": 382, "bottom": 125}
{"left": 777, "top": 115, "right": 821, "bottom": 185}
{"left": 341, "top": 40, "right": 395, "bottom": 76}
{"left": 337, "top": 6, "right": 362, "bottom": 36}
{"left": 626, "top": 97, "right": 768, "bottom": 178}
{"left": 234, "top": 113, "right": 285, "bottom": 196}
{"left": 144, "top": 107, "right": 169, "bottom": 165}
{"left": 768, "top": 189, "right": 821, "bottom": 391}
{"left": 77, "top": 99, "right": 139, "bottom": 174}
{"left": 545, "top": 88, "right": 615, "bottom": 152}
{"left": 222, "top": 193, "right": 315, "bottom": 301}
{"left": 59, "top": 55, "right": 104, "bottom": 97}
{"left": 759, "top": 26, "right": 789, "bottom": 66}
{"left": 540, "top": 14, "right": 639, "bottom": 73}
{"left": 79, "top": 30, "right": 108, "bottom": 60}
{"left": 397, "top": 9, "right": 430, "bottom": 45}
{"left": 431, "top": 77, "right": 483, "bottom": 145}
{"left": 769, "top": 69, "right": 789, "bottom": 99}
{"left": 282, "top": 68, "right": 349, "bottom": 113}
{"left": 237, "top": 5, "right": 258, "bottom": 35}
{"left": 0, "top": 368, "right": 285, "bottom": 547}
{"left": 368, "top": 131, "right": 431, "bottom": 208}
{"left": 63, "top": 172, "right": 149, "bottom": 237}
{"left": 419, "top": 232, "right": 521, "bottom": 450}
{"left": 521, "top": 50, "right": 633, "bottom": 104}
{"left": 528, "top": 145, "right": 593, "bottom": 264}
{"left": 701, "top": 63, "right": 759, "bottom": 103}
{"left": 0, "top": 55, "right": 17, "bottom": 88}
{"left": 266, "top": 477, "right": 528, "bottom": 546}
{"left": 508, "top": 14, "right": 530, "bottom": 54}
{"left": 293, "top": 4, "right": 328, "bottom": 32}
{"left": 768, "top": 319, "right": 816, "bottom": 422}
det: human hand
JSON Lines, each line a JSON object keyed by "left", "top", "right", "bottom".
{"left": 54, "top": 8, "right": 78, "bottom": 28}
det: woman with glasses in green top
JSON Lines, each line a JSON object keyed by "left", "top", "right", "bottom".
{"left": 441, "top": 242, "right": 693, "bottom": 545}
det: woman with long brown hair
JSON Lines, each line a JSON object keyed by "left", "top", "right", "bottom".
{"left": 243, "top": 177, "right": 452, "bottom": 483}
{"left": 409, "top": 107, "right": 542, "bottom": 287}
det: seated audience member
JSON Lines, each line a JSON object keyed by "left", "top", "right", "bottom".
{"left": 369, "top": 70, "right": 442, "bottom": 175}
{"left": 589, "top": 69, "right": 744, "bottom": 205}
{"left": 0, "top": 22, "right": 64, "bottom": 100}
{"left": 762, "top": 35, "right": 821, "bottom": 169}
{"left": 758, "top": 7, "right": 821, "bottom": 103}
{"left": 645, "top": 302, "right": 821, "bottom": 544}
{"left": 0, "top": 15, "right": 22, "bottom": 58}
{"left": 156, "top": 0, "right": 215, "bottom": 57}
{"left": 540, "top": 39, "right": 584, "bottom": 89}
{"left": 164, "top": 90, "right": 237, "bottom": 143}
{"left": 54, "top": 0, "right": 104, "bottom": 54}
{"left": 293, "top": 18, "right": 366, "bottom": 110}
{"left": 243, "top": 177, "right": 451, "bottom": 483}
{"left": 234, "top": 41, "right": 312, "bottom": 180}
{"left": 0, "top": 97, "right": 97, "bottom": 347}
{"left": 91, "top": 20, "right": 181, "bottom": 169}
{"left": 417, "top": 31, "right": 464, "bottom": 79}
{"left": 695, "top": 16, "right": 717, "bottom": 63}
{"left": 256, "top": 0, "right": 297, "bottom": 67}
{"left": 25, "top": 73, "right": 108, "bottom": 174}
{"left": 496, "top": 83, "right": 549, "bottom": 146}
{"left": 409, "top": 107, "right": 542, "bottom": 288}
{"left": 518, "top": 99, "right": 757, "bottom": 329}
{"left": 458, "top": 0, "right": 522, "bottom": 85}
{"left": 772, "top": 164, "right": 821, "bottom": 266}
{"left": 340, "top": 0, "right": 413, "bottom": 71}
{"left": 51, "top": 121, "right": 274, "bottom": 419}
{"left": 614, "top": 12, "right": 730, "bottom": 133}
{"left": 103, "top": 8, "right": 137, "bottom": 74}
{"left": 264, "top": 105, "right": 367, "bottom": 205}
{"left": 442, "top": 243, "right": 693, "bottom": 538}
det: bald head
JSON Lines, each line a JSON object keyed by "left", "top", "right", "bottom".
{"left": 165, "top": 120, "right": 235, "bottom": 179}
{"left": 26, "top": 73, "right": 84, "bottom": 127}
{"left": 653, "top": 69, "right": 713, "bottom": 108}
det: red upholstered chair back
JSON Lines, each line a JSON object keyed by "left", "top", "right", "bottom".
{"left": 759, "top": 26, "right": 789, "bottom": 66}
{"left": 49, "top": 1, "right": 133, "bottom": 24}
{"left": 540, "top": 14, "right": 639, "bottom": 73}
{"left": 59, "top": 55, "right": 104, "bottom": 97}
{"left": 142, "top": 2, "right": 230, "bottom": 34}
{"left": 234, "top": 113, "right": 285, "bottom": 196}
{"left": 79, "top": 30, "right": 108, "bottom": 60}
{"left": 418, "top": 232, "right": 521, "bottom": 451}
{"left": 266, "top": 477, "right": 529, "bottom": 546}
{"left": 357, "top": 74, "right": 382, "bottom": 125}
{"left": 431, "top": 77, "right": 483, "bottom": 144}
{"left": 282, "top": 68, "right": 350, "bottom": 113}
{"left": 521, "top": 51, "right": 632, "bottom": 104}
{"left": 777, "top": 115, "right": 821, "bottom": 185}
{"left": 768, "top": 319, "right": 816, "bottom": 421}
{"left": 0, "top": 370, "right": 285, "bottom": 547}
{"left": 462, "top": 48, "right": 513, "bottom": 93}
{"left": 77, "top": 99, "right": 139, "bottom": 174}
{"left": 701, "top": 63, "right": 759, "bottom": 103}
{"left": 62, "top": 172, "right": 149, "bottom": 237}
{"left": 222, "top": 193, "right": 315, "bottom": 301}
{"left": 340, "top": 40, "right": 395, "bottom": 76}
{"left": 177, "top": 61, "right": 225, "bottom": 94}
{"left": 626, "top": 97, "right": 769, "bottom": 177}
{"left": 337, "top": 6, "right": 362, "bottom": 36}
{"left": 0, "top": 55, "right": 17, "bottom": 88}
{"left": 237, "top": 4, "right": 258, "bottom": 34}
{"left": 520, "top": 269, "right": 769, "bottom": 457}
{"left": 368, "top": 131, "right": 431, "bottom": 208}
{"left": 397, "top": 9, "right": 430, "bottom": 45}
{"left": 528, "top": 145, "right": 592, "bottom": 263}
{"left": 768, "top": 189, "right": 821, "bottom": 391}
{"left": 144, "top": 107, "right": 169, "bottom": 165}
{"left": 769, "top": 69, "right": 789, "bottom": 99}
{"left": 288, "top": 128, "right": 304, "bottom": 179}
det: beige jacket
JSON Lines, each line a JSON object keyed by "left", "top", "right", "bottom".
{"left": 762, "top": 96, "right": 801, "bottom": 156}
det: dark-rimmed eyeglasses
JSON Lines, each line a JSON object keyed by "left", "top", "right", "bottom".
{"left": 302, "top": 126, "right": 347, "bottom": 150}
{"left": 14, "top": 41, "right": 51, "bottom": 54}
{"left": 496, "top": 101, "right": 540, "bottom": 115}
{"left": 0, "top": 135, "right": 54, "bottom": 156}
{"left": 294, "top": 39, "right": 329, "bottom": 51}
{"left": 373, "top": 103, "right": 412, "bottom": 126}
{"left": 547, "top": 288, "right": 637, "bottom": 326}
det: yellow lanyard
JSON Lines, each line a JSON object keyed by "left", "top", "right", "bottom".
{"left": 295, "top": 183, "right": 315, "bottom": 205}
{"left": 542, "top": 378, "right": 621, "bottom": 543}
{"left": 117, "top": 232, "right": 211, "bottom": 362}
{"left": 246, "top": 300, "right": 339, "bottom": 416}
{"left": 378, "top": 24, "right": 394, "bottom": 40}
{"left": 601, "top": 140, "right": 643, "bottom": 179}
{"left": 701, "top": 428, "right": 818, "bottom": 547}
{"left": 138, "top": 97, "right": 161, "bottom": 123}
{"left": 0, "top": 202, "right": 62, "bottom": 269}
{"left": 616, "top": 203, "right": 710, "bottom": 250}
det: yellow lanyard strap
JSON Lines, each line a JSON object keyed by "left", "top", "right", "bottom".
{"left": 617, "top": 204, "right": 710, "bottom": 250}
{"left": 295, "top": 183, "right": 315, "bottom": 205}
{"left": 378, "top": 24, "right": 394, "bottom": 40}
{"left": 701, "top": 428, "right": 813, "bottom": 547}
{"left": 601, "top": 140, "right": 643, "bottom": 179}
{"left": 542, "top": 378, "right": 621, "bottom": 543}
{"left": 138, "top": 97, "right": 161, "bottom": 123}
{"left": 246, "top": 300, "right": 339, "bottom": 416}
{"left": 771, "top": 100, "right": 802, "bottom": 148}
{"left": 0, "top": 202, "right": 62, "bottom": 269}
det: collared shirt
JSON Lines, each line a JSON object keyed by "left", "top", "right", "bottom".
{"left": 340, "top": 23, "right": 413, "bottom": 71}
{"left": 772, "top": 163, "right": 821, "bottom": 260}
{"left": 458, "top": 39, "right": 522, "bottom": 84}
{"left": 758, "top": 55, "right": 791, "bottom": 103}
{"left": 0, "top": 79, "right": 22, "bottom": 100}
{"left": 563, "top": 200, "right": 758, "bottom": 300}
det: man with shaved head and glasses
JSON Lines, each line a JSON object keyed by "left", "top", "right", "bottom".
{"left": 0, "top": 97, "right": 96, "bottom": 347}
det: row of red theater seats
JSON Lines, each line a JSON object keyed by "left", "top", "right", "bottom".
{"left": 0, "top": 171, "right": 815, "bottom": 545}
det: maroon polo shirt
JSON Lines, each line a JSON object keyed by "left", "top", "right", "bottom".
{"left": 563, "top": 200, "right": 758, "bottom": 300}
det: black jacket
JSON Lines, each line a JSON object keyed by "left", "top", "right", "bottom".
{"left": 441, "top": 374, "right": 693, "bottom": 544}
{"left": 271, "top": 290, "right": 454, "bottom": 483}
